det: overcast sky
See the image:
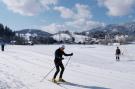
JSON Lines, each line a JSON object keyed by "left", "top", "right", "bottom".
{"left": 0, "top": 0, "right": 135, "bottom": 33}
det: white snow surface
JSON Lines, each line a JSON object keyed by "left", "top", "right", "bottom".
{"left": 0, "top": 44, "right": 135, "bottom": 89}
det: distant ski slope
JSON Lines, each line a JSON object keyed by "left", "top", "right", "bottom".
{"left": 0, "top": 44, "right": 135, "bottom": 89}
{"left": 52, "top": 33, "right": 88, "bottom": 43}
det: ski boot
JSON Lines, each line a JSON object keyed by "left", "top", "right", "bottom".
{"left": 58, "top": 78, "right": 66, "bottom": 82}
{"left": 52, "top": 78, "right": 57, "bottom": 83}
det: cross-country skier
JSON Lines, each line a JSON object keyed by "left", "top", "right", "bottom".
{"left": 52, "top": 45, "right": 73, "bottom": 83}
{"left": 115, "top": 47, "right": 121, "bottom": 61}
{"left": 1, "top": 41, "right": 5, "bottom": 52}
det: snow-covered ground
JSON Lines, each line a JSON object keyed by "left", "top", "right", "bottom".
{"left": 0, "top": 44, "right": 135, "bottom": 89}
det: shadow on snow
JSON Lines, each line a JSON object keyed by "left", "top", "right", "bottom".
{"left": 61, "top": 81, "right": 110, "bottom": 89}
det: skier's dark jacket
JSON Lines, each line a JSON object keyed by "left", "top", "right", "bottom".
{"left": 55, "top": 48, "right": 72, "bottom": 61}
{"left": 116, "top": 48, "right": 121, "bottom": 55}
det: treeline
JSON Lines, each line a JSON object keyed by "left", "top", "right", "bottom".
{"left": 14, "top": 36, "right": 57, "bottom": 45}
{"left": 0, "top": 23, "right": 56, "bottom": 45}
{"left": 0, "top": 23, "right": 15, "bottom": 43}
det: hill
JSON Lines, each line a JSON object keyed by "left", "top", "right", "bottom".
{"left": 16, "top": 29, "right": 52, "bottom": 37}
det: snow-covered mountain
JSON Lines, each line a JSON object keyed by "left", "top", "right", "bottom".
{"left": 15, "top": 21, "right": 135, "bottom": 44}
{"left": 16, "top": 29, "right": 52, "bottom": 37}
{"left": 123, "top": 22, "right": 135, "bottom": 33}
{"left": 83, "top": 21, "right": 135, "bottom": 38}
{"left": 15, "top": 29, "right": 55, "bottom": 44}
{"left": 52, "top": 33, "right": 71, "bottom": 41}
{"left": 52, "top": 32, "right": 88, "bottom": 43}
{"left": 15, "top": 29, "right": 89, "bottom": 44}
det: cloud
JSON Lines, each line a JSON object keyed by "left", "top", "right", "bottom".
{"left": 74, "top": 4, "right": 92, "bottom": 20}
{"left": 97, "top": 0, "right": 135, "bottom": 16}
{"left": 54, "top": 3, "right": 92, "bottom": 20}
{"left": 41, "top": 19, "right": 105, "bottom": 34}
{"left": 54, "top": 6, "right": 74, "bottom": 19}
{"left": 2, "top": 0, "right": 58, "bottom": 16}
{"left": 54, "top": 3, "right": 104, "bottom": 31}
{"left": 66, "top": 19, "right": 105, "bottom": 31}
{"left": 41, "top": 23, "right": 67, "bottom": 34}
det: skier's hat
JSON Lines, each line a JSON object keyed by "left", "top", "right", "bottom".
{"left": 61, "top": 45, "right": 65, "bottom": 49}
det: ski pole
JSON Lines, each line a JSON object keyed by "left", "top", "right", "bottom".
{"left": 40, "top": 66, "right": 55, "bottom": 82}
{"left": 65, "top": 56, "right": 72, "bottom": 68}
{"left": 40, "top": 57, "right": 70, "bottom": 82}
{"left": 40, "top": 58, "right": 68, "bottom": 82}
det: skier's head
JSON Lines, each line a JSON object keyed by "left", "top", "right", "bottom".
{"left": 117, "top": 47, "right": 119, "bottom": 49}
{"left": 60, "top": 45, "right": 65, "bottom": 50}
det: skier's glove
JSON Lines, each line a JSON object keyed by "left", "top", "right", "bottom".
{"left": 70, "top": 53, "right": 73, "bottom": 56}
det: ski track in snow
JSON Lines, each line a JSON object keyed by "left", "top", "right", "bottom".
{"left": 0, "top": 45, "right": 135, "bottom": 89}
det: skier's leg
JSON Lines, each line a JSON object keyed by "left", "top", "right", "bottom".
{"left": 118, "top": 55, "right": 120, "bottom": 61}
{"left": 116, "top": 55, "right": 118, "bottom": 61}
{"left": 53, "top": 66, "right": 59, "bottom": 79}
{"left": 53, "top": 61, "right": 60, "bottom": 79}
{"left": 2, "top": 47, "right": 4, "bottom": 51}
{"left": 59, "top": 62, "right": 65, "bottom": 79}
{"left": 2, "top": 46, "right": 4, "bottom": 51}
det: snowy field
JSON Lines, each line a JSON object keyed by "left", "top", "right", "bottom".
{"left": 0, "top": 44, "right": 135, "bottom": 89}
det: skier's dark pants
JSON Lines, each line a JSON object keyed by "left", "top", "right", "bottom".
{"left": 53, "top": 60, "right": 65, "bottom": 79}
{"left": 116, "top": 55, "right": 120, "bottom": 61}
{"left": 1, "top": 45, "right": 4, "bottom": 51}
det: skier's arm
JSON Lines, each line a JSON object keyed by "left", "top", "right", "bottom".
{"left": 115, "top": 50, "right": 117, "bottom": 55}
{"left": 63, "top": 51, "right": 73, "bottom": 56}
{"left": 119, "top": 50, "right": 121, "bottom": 55}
